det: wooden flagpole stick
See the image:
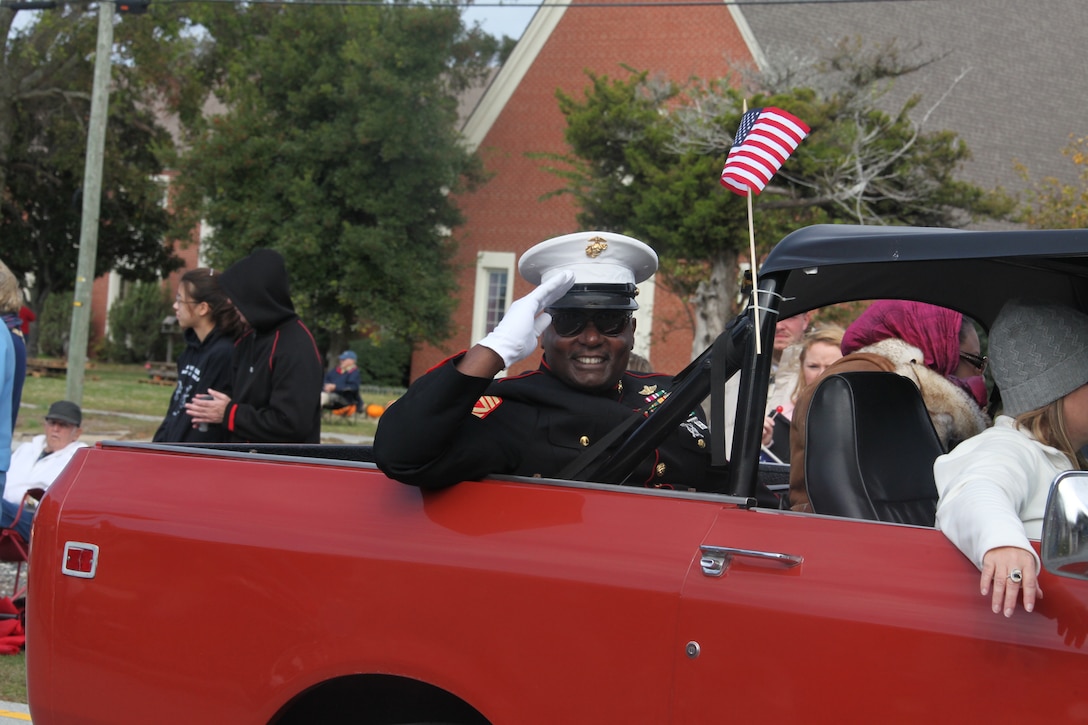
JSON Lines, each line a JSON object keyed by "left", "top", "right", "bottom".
{"left": 747, "top": 186, "right": 760, "bottom": 355}
{"left": 741, "top": 99, "right": 762, "bottom": 355}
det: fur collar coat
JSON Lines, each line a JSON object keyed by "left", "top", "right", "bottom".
{"left": 856, "top": 338, "right": 990, "bottom": 450}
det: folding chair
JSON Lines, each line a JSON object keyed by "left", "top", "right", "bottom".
{"left": 324, "top": 389, "right": 364, "bottom": 425}
{"left": 0, "top": 488, "right": 45, "bottom": 601}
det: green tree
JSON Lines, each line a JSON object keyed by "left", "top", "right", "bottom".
{"left": 173, "top": 3, "right": 495, "bottom": 353}
{"left": 1, "top": 4, "right": 211, "bottom": 338}
{"left": 1018, "top": 135, "right": 1088, "bottom": 229}
{"left": 351, "top": 334, "right": 412, "bottom": 388}
{"left": 546, "top": 43, "right": 1010, "bottom": 356}
{"left": 36, "top": 289, "right": 73, "bottom": 358}
{"left": 102, "top": 280, "right": 172, "bottom": 363}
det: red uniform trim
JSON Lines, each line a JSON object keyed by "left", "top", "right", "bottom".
{"left": 296, "top": 320, "right": 322, "bottom": 363}
{"left": 424, "top": 351, "right": 468, "bottom": 376}
{"left": 268, "top": 331, "right": 280, "bottom": 372}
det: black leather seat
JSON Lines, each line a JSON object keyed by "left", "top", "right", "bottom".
{"left": 803, "top": 371, "right": 944, "bottom": 526}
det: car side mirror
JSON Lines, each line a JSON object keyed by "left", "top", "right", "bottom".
{"left": 1042, "top": 471, "right": 1088, "bottom": 581}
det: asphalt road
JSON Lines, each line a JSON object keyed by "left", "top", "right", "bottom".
{"left": 0, "top": 700, "right": 29, "bottom": 723}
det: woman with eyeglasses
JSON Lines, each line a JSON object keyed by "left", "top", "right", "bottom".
{"left": 788, "top": 299, "right": 991, "bottom": 512}
{"left": 153, "top": 268, "right": 241, "bottom": 443}
{"left": 376, "top": 232, "right": 725, "bottom": 492}
{"left": 935, "top": 299, "right": 1088, "bottom": 618}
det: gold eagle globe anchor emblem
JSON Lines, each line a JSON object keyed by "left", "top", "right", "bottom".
{"left": 585, "top": 237, "right": 608, "bottom": 258}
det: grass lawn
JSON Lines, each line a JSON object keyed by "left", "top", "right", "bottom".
{"left": 18, "top": 360, "right": 385, "bottom": 442}
{"left": 19, "top": 362, "right": 176, "bottom": 441}
{"left": 0, "top": 653, "right": 24, "bottom": 703}
{"left": 3, "top": 360, "right": 395, "bottom": 703}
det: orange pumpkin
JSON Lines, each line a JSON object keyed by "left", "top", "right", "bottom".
{"left": 366, "top": 403, "right": 385, "bottom": 419}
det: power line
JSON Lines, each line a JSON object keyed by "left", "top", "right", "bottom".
{"left": 1, "top": 0, "right": 941, "bottom": 9}
{"left": 174, "top": 0, "right": 936, "bottom": 6}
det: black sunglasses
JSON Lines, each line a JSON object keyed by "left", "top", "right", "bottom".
{"left": 959, "top": 350, "right": 988, "bottom": 373}
{"left": 548, "top": 309, "right": 632, "bottom": 337}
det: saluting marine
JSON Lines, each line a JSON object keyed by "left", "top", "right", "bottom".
{"left": 375, "top": 231, "right": 729, "bottom": 492}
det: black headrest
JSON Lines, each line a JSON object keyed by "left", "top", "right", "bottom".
{"left": 804, "top": 371, "right": 943, "bottom": 526}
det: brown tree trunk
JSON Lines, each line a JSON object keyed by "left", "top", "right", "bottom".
{"left": 690, "top": 248, "right": 738, "bottom": 360}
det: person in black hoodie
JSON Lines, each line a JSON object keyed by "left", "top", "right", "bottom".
{"left": 186, "top": 249, "right": 323, "bottom": 443}
{"left": 153, "top": 268, "right": 241, "bottom": 443}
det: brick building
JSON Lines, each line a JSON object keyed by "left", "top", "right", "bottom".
{"left": 411, "top": 0, "right": 1088, "bottom": 381}
{"left": 412, "top": 0, "right": 760, "bottom": 379}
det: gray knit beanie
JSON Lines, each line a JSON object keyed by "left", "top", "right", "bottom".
{"left": 990, "top": 299, "right": 1088, "bottom": 417}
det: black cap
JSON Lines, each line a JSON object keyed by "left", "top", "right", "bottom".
{"left": 45, "top": 400, "right": 82, "bottom": 427}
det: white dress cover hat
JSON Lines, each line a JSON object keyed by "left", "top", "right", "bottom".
{"left": 518, "top": 231, "right": 658, "bottom": 310}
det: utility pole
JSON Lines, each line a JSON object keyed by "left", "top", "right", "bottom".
{"left": 66, "top": 0, "right": 115, "bottom": 403}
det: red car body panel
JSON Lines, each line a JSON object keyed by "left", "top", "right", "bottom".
{"left": 28, "top": 446, "right": 718, "bottom": 723}
{"left": 26, "top": 443, "right": 1088, "bottom": 724}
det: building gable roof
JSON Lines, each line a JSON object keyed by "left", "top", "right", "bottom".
{"left": 461, "top": 0, "right": 760, "bottom": 151}
{"left": 737, "top": 0, "right": 1088, "bottom": 192}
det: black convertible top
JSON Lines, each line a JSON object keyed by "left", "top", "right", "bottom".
{"left": 591, "top": 223, "right": 1088, "bottom": 494}
{"left": 760, "top": 225, "right": 1088, "bottom": 328}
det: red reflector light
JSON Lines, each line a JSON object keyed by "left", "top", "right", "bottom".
{"left": 62, "top": 542, "right": 99, "bottom": 579}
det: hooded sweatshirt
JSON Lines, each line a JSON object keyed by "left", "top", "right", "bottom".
{"left": 153, "top": 326, "right": 236, "bottom": 443}
{"left": 218, "top": 249, "right": 323, "bottom": 443}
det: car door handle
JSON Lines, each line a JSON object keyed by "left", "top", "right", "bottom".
{"left": 699, "top": 545, "right": 803, "bottom": 577}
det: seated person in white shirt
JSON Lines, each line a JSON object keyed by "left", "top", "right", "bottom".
{"left": 935, "top": 300, "right": 1088, "bottom": 618}
{"left": 1, "top": 400, "right": 86, "bottom": 540}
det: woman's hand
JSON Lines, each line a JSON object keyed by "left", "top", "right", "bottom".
{"left": 981, "top": 546, "right": 1042, "bottom": 617}
{"left": 762, "top": 416, "right": 774, "bottom": 447}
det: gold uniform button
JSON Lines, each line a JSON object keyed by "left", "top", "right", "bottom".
{"left": 579, "top": 436, "right": 590, "bottom": 447}
{"left": 697, "top": 439, "right": 706, "bottom": 448}
{"left": 655, "top": 462, "right": 667, "bottom": 477}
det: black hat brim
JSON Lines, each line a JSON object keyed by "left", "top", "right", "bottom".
{"left": 547, "top": 283, "right": 638, "bottom": 310}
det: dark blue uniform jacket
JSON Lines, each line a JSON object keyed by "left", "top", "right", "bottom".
{"left": 375, "top": 355, "right": 720, "bottom": 491}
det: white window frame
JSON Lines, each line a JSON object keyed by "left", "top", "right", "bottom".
{"left": 471, "top": 251, "right": 516, "bottom": 346}
{"left": 632, "top": 275, "right": 655, "bottom": 363}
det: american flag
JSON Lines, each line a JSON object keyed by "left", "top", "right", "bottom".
{"left": 720, "top": 107, "right": 810, "bottom": 196}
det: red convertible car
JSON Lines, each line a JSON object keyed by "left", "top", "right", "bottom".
{"left": 25, "top": 225, "right": 1088, "bottom": 723}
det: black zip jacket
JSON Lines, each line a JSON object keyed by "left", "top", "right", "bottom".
{"left": 219, "top": 249, "right": 323, "bottom": 443}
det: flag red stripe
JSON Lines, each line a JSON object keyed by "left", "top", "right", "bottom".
{"left": 753, "top": 115, "right": 808, "bottom": 144}
{"left": 742, "top": 130, "right": 801, "bottom": 160}
{"left": 731, "top": 140, "right": 790, "bottom": 167}
{"left": 725, "top": 157, "right": 774, "bottom": 183}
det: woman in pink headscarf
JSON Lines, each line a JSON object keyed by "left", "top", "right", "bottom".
{"left": 841, "top": 301, "right": 989, "bottom": 407}
{"left": 788, "top": 300, "right": 991, "bottom": 512}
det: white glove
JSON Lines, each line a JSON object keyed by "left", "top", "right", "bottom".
{"left": 478, "top": 270, "right": 576, "bottom": 367}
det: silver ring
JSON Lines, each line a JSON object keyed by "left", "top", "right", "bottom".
{"left": 1008, "top": 569, "right": 1023, "bottom": 584}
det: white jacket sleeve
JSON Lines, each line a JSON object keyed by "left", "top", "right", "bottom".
{"left": 933, "top": 420, "right": 1062, "bottom": 572}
